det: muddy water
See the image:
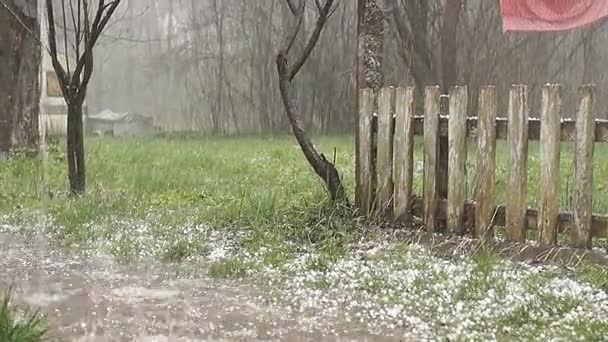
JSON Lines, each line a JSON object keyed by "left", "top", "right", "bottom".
{"left": 0, "top": 232, "right": 403, "bottom": 341}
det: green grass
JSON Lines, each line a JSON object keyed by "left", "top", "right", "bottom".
{"left": 1, "top": 134, "right": 608, "bottom": 260}
{"left": 208, "top": 258, "right": 253, "bottom": 279}
{"left": 0, "top": 135, "right": 359, "bottom": 261}
{"left": 0, "top": 289, "right": 47, "bottom": 342}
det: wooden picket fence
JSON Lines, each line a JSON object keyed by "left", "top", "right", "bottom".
{"left": 356, "top": 84, "right": 608, "bottom": 249}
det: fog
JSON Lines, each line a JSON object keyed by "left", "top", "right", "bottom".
{"left": 81, "top": 0, "right": 608, "bottom": 137}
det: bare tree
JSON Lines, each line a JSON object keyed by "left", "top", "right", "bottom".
{"left": 45, "top": 0, "right": 121, "bottom": 194}
{"left": 276, "top": 0, "right": 347, "bottom": 202}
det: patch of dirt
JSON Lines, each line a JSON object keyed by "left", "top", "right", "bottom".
{"left": 0, "top": 233, "right": 405, "bottom": 342}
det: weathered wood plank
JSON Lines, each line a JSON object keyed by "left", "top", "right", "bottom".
{"left": 407, "top": 116, "right": 608, "bottom": 143}
{"left": 538, "top": 85, "right": 562, "bottom": 244}
{"left": 447, "top": 86, "right": 468, "bottom": 235}
{"left": 357, "top": 89, "right": 374, "bottom": 214}
{"left": 475, "top": 86, "right": 497, "bottom": 240}
{"left": 573, "top": 85, "right": 595, "bottom": 249}
{"left": 376, "top": 87, "right": 395, "bottom": 216}
{"left": 409, "top": 197, "right": 608, "bottom": 239}
{"left": 506, "top": 85, "right": 529, "bottom": 242}
{"left": 423, "top": 86, "right": 441, "bottom": 233}
{"left": 393, "top": 87, "right": 415, "bottom": 221}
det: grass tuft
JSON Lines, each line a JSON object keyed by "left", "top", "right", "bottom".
{"left": 0, "top": 288, "right": 47, "bottom": 342}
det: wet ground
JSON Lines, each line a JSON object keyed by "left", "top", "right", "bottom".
{"left": 0, "top": 232, "right": 405, "bottom": 341}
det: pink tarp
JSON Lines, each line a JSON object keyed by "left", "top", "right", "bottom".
{"left": 501, "top": 0, "right": 608, "bottom": 32}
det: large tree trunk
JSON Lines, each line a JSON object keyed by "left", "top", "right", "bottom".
{"left": 67, "top": 102, "right": 85, "bottom": 194}
{"left": 0, "top": 0, "right": 40, "bottom": 156}
{"left": 357, "top": 0, "right": 384, "bottom": 93}
{"left": 355, "top": 0, "right": 384, "bottom": 209}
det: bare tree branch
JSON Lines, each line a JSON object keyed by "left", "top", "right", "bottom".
{"left": 285, "top": 0, "right": 299, "bottom": 15}
{"left": 288, "top": 0, "right": 334, "bottom": 81}
{"left": 283, "top": 0, "right": 305, "bottom": 56}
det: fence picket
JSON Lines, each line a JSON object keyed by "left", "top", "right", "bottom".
{"left": 506, "top": 85, "right": 529, "bottom": 242}
{"left": 357, "top": 89, "right": 374, "bottom": 214}
{"left": 447, "top": 86, "right": 468, "bottom": 235}
{"left": 393, "top": 87, "right": 415, "bottom": 221}
{"left": 475, "top": 86, "right": 497, "bottom": 239}
{"left": 573, "top": 85, "right": 595, "bottom": 249}
{"left": 423, "top": 86, "right": 441, "bottom": 232}
{"left": 538, "top": 85, "right": 562, "bottom": 244}
{"left": 376, "top": 87, "right": 395, "bottom": 216}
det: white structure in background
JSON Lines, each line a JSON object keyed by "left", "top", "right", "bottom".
{"left": 87, "top": 109, "right": 154, "bottom": 137}
{"left": 38, "top": 2, "right": 87, "bottom": 136}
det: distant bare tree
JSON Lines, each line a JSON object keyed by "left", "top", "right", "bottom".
{"left": 276, "top": 0, "right": 347, "bottom": 202}
{"left": 45, "top": 0, "right": 121, "bottom": 194}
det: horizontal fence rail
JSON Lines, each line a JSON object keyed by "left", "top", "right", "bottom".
{"left": 356, "top": 84, "right": 607, "bottom": 249}
{"left": 370, "top": 115, "right": 608, "bottom": 143}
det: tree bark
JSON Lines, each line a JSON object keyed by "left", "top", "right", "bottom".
{"left": 357, "top": 0, "right": 384, "bottom": 93}
{"left": 0, "top": 0, "right": 40, "bottom": 155}
{"left": 67, "top": 102, "right": 85, "bottom": 194}
{"left": 356, "top": 0, "right": 384, "bottom": 209}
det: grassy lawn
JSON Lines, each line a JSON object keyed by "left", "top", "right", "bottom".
{"left": 1, "top": 134, "right": 608, "bottom": 340}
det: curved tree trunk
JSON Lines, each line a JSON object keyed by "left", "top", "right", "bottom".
{"left": 276, "top": 52, "right": 347, "bottom": 202}
{"left": 275, "top": 0, "right": 348, "bottom": 204}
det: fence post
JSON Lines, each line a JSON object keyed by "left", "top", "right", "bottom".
{"left": 573, "top": 85, "right": 595, "bottom": 249}
{"left": 538, "top": 84, "right": 562, "bottom": 244}
{"left": 475, "top": 86, "right": 497, "bottom": 240}
{"left": 376, "top": 86, "right": 395, "bottom": 217}
{"left": 423, "top": 86, "right": 441, "bottom": 232}
{"left": 506, "top": 85, "right": 529, "bottom": 242}
{"left": 393, "top": 87, "right": 415, "bottom": 221}
{"left": 447, "top": 86, "right": 468, "bottom": 235}
{"left": 357, "top": 89, "right": 374, "bottom": 214}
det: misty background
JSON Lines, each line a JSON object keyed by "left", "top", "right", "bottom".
{"left": 87, "top": 0, "right": 608, "bottom": 135}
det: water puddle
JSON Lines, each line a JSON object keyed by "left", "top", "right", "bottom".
{"left": 0, "top": 232, "right": 402, "bottom": 341}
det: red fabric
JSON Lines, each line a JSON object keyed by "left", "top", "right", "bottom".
{"left": 501, "top": 0, "right": 608, "bottom": 32}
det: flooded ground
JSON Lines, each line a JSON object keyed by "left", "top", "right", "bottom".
{"left": 0, "top": 232, "right": 403, "bottom": 342}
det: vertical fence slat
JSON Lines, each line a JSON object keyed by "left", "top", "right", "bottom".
{"left": 447, "top": 86, "right": 468, "bottom": 235}
{"left": 376, "top": 86, "right": 395, "bottom": 216}
{"left": 475, "top": 86, "right": 497, "bottom": 239}
{"left": 357, "top": 89, "right": 374, "bottom": 214}
{"left": 423, "top": 86, "right": 441, "bottom": 232}
{"left": 506, "top": 85, "right": 529, "bottom": 242}
{"left": 538, "top": 85, "right": 561, "bottom": 244}
{"left": 573, "top": 85, "right": 595, "bottom": 249}
{"left": 393, "top": 87, "right": 415, "bottom": 221}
